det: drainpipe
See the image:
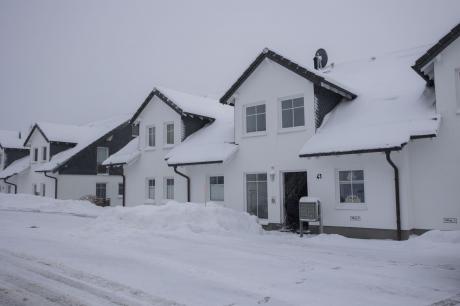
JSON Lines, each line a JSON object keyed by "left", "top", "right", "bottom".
{"left": 43, "top": 171, "right": 58, "bottom": 199}
{"left": 173, "top": 165, "right": 190, "bottom": 202}
{"left": 3, "top": 176, "right": 17, "bottom": 194}
{"left": 385, "top": 150, "right": 402, "bottom": 241}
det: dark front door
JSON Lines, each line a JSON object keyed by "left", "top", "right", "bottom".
{"left": 284, "top": 172, "right": 308, "bottom": 230}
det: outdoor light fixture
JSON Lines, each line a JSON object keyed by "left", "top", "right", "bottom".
{"left": 269, "top": 167, "right": 276, "bottom": 181}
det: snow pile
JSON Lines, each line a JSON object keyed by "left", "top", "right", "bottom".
{"left": 0, "top": 193, "right": 104, "bottom": 217}
{"left": 0, "top": 156, "right": 30, "bottom": 179}
{"left": 0, "top": 129, "right": 26, "bottom": 149}
{"left": 88, "top": 201, "right": 262, "bottom": 236}
{"left": 103, "top": 137, "right": 140, "bottom": 166}
{"left": 414, "top": 230, "right": 460, "bottom": 244}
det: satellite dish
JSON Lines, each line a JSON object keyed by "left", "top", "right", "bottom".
{"left": 313, "top": 48, "right": 328, "bottom": 70}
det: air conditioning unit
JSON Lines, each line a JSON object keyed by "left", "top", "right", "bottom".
{"left": 299, "top": 197, "right": 322, "bottom": 236}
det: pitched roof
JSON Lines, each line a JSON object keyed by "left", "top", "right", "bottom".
{"left": 34, "top": 115, "right": 129, "bottom": 173}
{"left": 103, "top": 137, "right": 140, "bottom": 166}
{"left": 219, "top": 48, "right": 357, "bottom": 105}
{"left": 299, "top": 47, "right": 440, "bottom": 157}
{"left": 0, "top": 130, "right": 27, "bottom": 150}
{"left": 23, "top": 122, "right": 97, "bottom": 146}
{"left": 130, "top": 86, "right": 228, "bottom": 124}
{"left": 0, "top": 156, "right": 30, "bottom": 179}
{"left": 165, "top": 106, "right": 237, "bottom": 166}
{"left": 412, "top": 23, "right": 460, "bottom": 85}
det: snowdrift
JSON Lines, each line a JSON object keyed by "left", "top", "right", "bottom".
{"left": 88, "top": 201, "right": 262, "bottom": 236}
{"left": 0, "top": 193, "right": 104, "bottom": 217}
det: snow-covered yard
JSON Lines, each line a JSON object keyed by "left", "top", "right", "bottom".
{"left": 0, "top": 194, "right": 459, "bottom": 306}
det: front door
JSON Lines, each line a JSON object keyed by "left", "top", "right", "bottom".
{"left": 283, "top": 172, "right": 308, "bottom": 230}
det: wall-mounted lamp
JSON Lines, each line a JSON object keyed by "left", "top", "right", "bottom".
{"left": 269, "top": 166, "right": 276, "bottom": 181}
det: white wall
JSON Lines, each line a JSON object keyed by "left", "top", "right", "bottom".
{"left": 124, "top": 96, "right": 187, "bottom": 206}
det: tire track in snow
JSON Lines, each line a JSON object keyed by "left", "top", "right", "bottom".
{"left": 0, "top": 249, "right": 182, "bottom": 306}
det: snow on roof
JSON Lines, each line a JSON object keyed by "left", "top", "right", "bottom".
{"left": 31, "top": 122, "right": 98, "bottom": 144}
{"left": 0, "top": 130, "right": 27, "bottom": 149}
{"left": 35, "top": 115, "right": 129, "bottom": 172}
{"left": 299, "top": 47, "right": 440, "bottom": 157}
{"left": 165, "top": 105, "right": 238, "bottom": 166}
{"left": 0, "top": 156, "right": 30, "bottom": 179}
{"left": 103, "top": 137, "right": 140, "bottom": 166}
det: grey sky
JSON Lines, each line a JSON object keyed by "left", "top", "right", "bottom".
{"left": 0, "top": 0, "right": 459, "bottom": 131}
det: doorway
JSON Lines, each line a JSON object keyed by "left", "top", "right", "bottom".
{"left": 283, "top": 171, "right": 308, "bottom": 230}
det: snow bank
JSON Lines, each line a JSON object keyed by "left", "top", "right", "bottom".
{"left": 88, "top": 201, "right": 262, "bottom": 236}
{"left": 414, "top": 230, "right": 460, "bottom": 244}
{"left": 0, "top": 193, "right": 104, "bottom": 217}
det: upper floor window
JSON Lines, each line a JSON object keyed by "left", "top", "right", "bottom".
{"left": 281, "top": 97, "right": 305, "bottom": 129}
{"left": 146, "top": 126, "right": 156, "bottom": 147}
{"left": 132, "top": 123, "right": 140, "bottom": 137}
{"left": 165, "top": 123, "right": 174, "bottom": 145}
{"left": 245, "top": 104, "right": 266, "bottom": 133}
{"left": 0, "top": 151, "right": 3, "bottom": 169}
{"left": 96, "top": 147, "right": 109, "bottom": 174}
{"left": 33, "top": 148, "right": 38, "bottom": 162}
{"left": 338, "top": 170, "right": 365, "bottom": 204}
{"left": 42, "top": 147, "right": 47, "bottom": 161}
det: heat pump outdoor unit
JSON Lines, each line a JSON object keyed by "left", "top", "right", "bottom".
{"left": 299, "top": 197, "right": 323, "bottom": 237}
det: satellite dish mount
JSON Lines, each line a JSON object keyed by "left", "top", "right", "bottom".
{"left": 313, "top": 48, "right": 328, "bottom": 70}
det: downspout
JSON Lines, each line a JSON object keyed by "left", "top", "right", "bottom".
{"left": 173, "top": 165, "right": 190, "bottom": 202}
{"left": 110, "top": 168, "right": 126, "bottom": 207}
{"left": 43, "top": 171, "right": 58, "bottom": 199}
{"left": 3, "top": 176, "right": 17, "bottom": 194}
{"left": 385, "top": 150, "right": 402, "bottom": 241}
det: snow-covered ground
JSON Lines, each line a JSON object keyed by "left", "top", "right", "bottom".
{"left": 0, "top": 194, "right": 459, "bottom": 306}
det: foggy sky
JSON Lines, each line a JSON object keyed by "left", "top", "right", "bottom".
{"left": 0, "top": 0, "right": 459, "bottom": 131}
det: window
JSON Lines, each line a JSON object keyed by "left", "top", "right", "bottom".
{"left": 165, "top": 123, "right": 174, "bottom": 145}
{"left": 165, "top": 178, "right": 174, "bottom": 200}
{"left": 456, "top": 69, "right": 460, "bottom": 111}
{"left": 7, "top": 185, "right": 12, "bottom": 194}
{"left": 147, "top": 179, "right": 155, "bottom": 200}
{"left": 338, "top": 170, "right": 365, "bottom": 203}
{"left": 281, "top": 97, "right": 305, "bottom": 128}
{"left": 0, "top": 151, "right": 3, "bottom": 169}
{"left": 209, "top": 176, "right": 224, "bottom": 201}
{"left": 33, "top": 148, "right": 38, "bottom": 162}
{"left": 96, "top": 147, "right": 109, "bottom": 174}
{"left": 245, "top": 104, "right": 266, "bottom": 133}
{"left": 118, "top": 183, "right": 124, "bottom": 197}
{"left": 146, "top": 126, "right": 155, "bottom": 147}
{"left": 33, "top": 184, "right": 39, "bottom": 196}
{"left": 132, "top": 123, "right": 140, "bottom": 137}
{"left": 246, "top": 173, "right": 268, "bottom": 219}
{"left": 41, "top": 183, "right": 46, "bottom": 197}
{"left": 42, "top": 147, "right": 47, "bottom": 161}
{"left": 96, "top": 183, "right": 107, "bottom": 199}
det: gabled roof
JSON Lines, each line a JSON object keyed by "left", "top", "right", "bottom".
{"left": 23, "top": 122, "right": 97, "bottom": 147}
{"left": 0, "top": 130, "right": 27, "bottom": 150}
{"left": 412, "top": 23, "right": 460, "bottom": 86}
{"left": 130, "top": 86, "right": 227, "bottom": 124}
{"left": 34, "top": 116, "right": 130, "bottom": 173}
{"left": 219, "top": 48, "right": 357, "bottom": 105}
{"left": 299, "top": 47, "right": 440, "bottom": 158}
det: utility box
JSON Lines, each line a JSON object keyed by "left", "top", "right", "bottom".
{"left": 299, "top": 197, "right": 322, "bottom": 237}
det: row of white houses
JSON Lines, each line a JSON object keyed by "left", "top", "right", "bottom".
{"left": 1, "top": 23, "right": 459, "bottom": 239}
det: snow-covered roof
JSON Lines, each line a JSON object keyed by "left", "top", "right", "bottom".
{"left": 103, "top": 137, "right": 140, "bottom": 166}
{"left": 131, "top": 86, "right": 231, "bottom": 123}
{"left": 165, "top": 106, "right": 237, "bottom": 166}
{"left": 0, "top": 130, "right": 27, "bottom": 150}
{"left": 299, "top": 47, "right": 440, "bottom": 157}
{"left": 0, "top": 156, "right": 30, "bottom": 179}
{"left": 35, "top": 115, "right": 129, "bottom": 172}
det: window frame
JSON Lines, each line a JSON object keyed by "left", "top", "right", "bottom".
{"left": 96, "top": 146, "right": 109, "bottom": 174}
{"left": 335, "top": 169, "right": 367, "bottom": 210}
{"left": 164, "top": 122, "right": 175, "bottom": 147}
{"left": 118, "top": 182, "right": 124, "bottom": 198}
{"left": 96, "top": 182, "right": 107, "bottom": 199}
{"left": 41, "top": 183, "right": 46, "bottom": 197}
{"left": 245, "top": 172, "right": 269, "bottom": 221}
{"left": 145, "top": 125, "right": 156, "bottom": 149}
{"left": 456, "top": 68, "right": 460, "bottom": 114}
{"left": 145, "top": 178, "right": 156, "bottom": 202}
{"left": 278, "top": 95, "right": 306, "bottom": 132}
{"left": 33, "top": 148, "right": 39, "bottom": 162}
{"left": 243, "top": 102, "right": 267, "bottom": 137}
{"left": 33, "top": 183, "right": 39, "bottom": 196}
{"left": 42, "top": 146, "right": 47, "bottom": 161}
{"left": 164, "top": 177, "right": 174, "bottom": 200}
{"left": 209, "top": 175, "right": 224, "bottom": 202}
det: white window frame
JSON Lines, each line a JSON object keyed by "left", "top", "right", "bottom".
{"left": 456, "top": 68, "right": 460, "bottom": 114}
{"left": 42, "top": 146, "right": 47, "bottom": 162}
{"left": 278, "top": 94, "right": 306, "bottom": 132}
{"left": 145, "top": 125, "right": 156, "bottom": 149}
{"left": 96, "top": 146, "right": 109, "bottom": 175}
{"left": 164, "top": 122, "right": 175, "bottom": 147}
{"left": 145, "top": 178, "right": 156, "bottom": 203}
{"left": 244, "top": 172, "right": 269, "bottom": 222}
{"left": 209, "top": 175, "right": 224, "bottom": 202}
{"left": 164, "top": 177, "right": 174, "bottom": 200}
{"left": 96, "top": 182, "right": 107, "bottom": 199}
{"left": 33, "top": 184, "right": 39, "bottom": 196}
{"left": 32, "top": 148, "right": 39, "bottom": 163}
{"left": 41, "top": 183, "right": 46, "bottom": 197}
{"left": 0, "top": 150, "right": 4, "bottom": 170}
{"left": 243, "top": 102, "right": 267, "bottom": 137}
{"left": 335, "top": 169, "right": 367, "bottom": 210}
{"left": 118, "top": 182, "right": 124, "bottom": 198}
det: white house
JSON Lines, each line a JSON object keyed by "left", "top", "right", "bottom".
{"left": 106, "top": 23, "right": 459, "bottom": 239}
{"left": 0, "top": 117, "right": 133, "bottom": 206}
{"left": 0, "top": 130, "right": 29, "bottom": 194}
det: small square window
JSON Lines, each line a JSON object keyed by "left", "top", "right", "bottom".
{"left": 338, "top": 170, "right": 365, "bottom": 203}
